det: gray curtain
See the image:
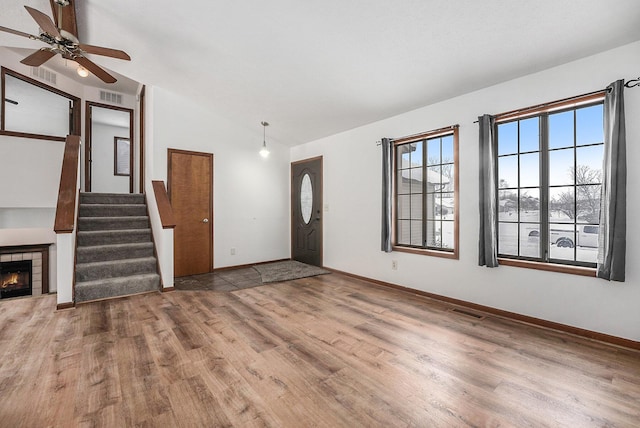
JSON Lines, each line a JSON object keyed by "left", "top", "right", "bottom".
{"left": 381, "top": 138, "right": 393, "bottom": 252}
{"left": 597, "top": 80, "right": 626, "bottom": 281}
{"left": 478, "top": 115, "right": 499, "bottom": 267}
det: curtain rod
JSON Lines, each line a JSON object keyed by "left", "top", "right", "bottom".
{"left": 472, "top": 88, "right": 606, "bottom": 124}
{"left": 625, "top": 77, "right": 640, "bottom": 88}
{"left": 376, "top": 124, "right": 459, "bottom": 146}
{"left": 473, "top": 77, "right": 638, "bottom": 124}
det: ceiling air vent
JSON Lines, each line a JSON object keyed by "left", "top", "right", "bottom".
{"left": 100, "top": 90, "right": 123, "bottom": 105}
{"left": 30, "top": 67, "right": 57, "bottom": 85}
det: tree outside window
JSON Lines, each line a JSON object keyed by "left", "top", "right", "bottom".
{"left": 496, "top": 101, "right": 604, "bottom": 267}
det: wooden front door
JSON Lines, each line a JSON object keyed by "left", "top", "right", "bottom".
{"left": 291, "top": 157, "right": 323, "bottom": 266}
{"left": 168, "top": 149, "right": 213, "bottom": 277}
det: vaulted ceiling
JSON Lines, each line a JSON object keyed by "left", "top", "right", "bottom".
{"left": 2, "top": 0, "right": 640, "bottom": 146}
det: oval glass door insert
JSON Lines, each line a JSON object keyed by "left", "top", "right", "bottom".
{"left": 300, "top": 173, "right": 313, "bottom": 224}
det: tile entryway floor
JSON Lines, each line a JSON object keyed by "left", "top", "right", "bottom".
{"left": 174, "top": 267, "right": 263, "bottom": 292}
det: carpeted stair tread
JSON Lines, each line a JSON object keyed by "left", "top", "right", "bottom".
{"left": 76, "top": 242, "right": 155, "bottom": 263}
{"left": 80, "top": 192, "right": 145, "bottom": 205}
{"left": 78, "top": 216, "right": 150, "bottom": 231}
{"left": 77, "top": 229, "right": 152, "bottom": 246}
{"left": 75, "top": 192, "right": 160, "bottom": 303}
{"left": 75, "top": 273, "right": 160, "bottom": 303}
{"left": 79, "top": 203, "right": 148, "bottom": 217}
{"left": 76, "top": 256, "right": 157, "bottom": 282}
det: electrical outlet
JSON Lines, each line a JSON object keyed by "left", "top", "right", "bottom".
{"left": 230, "top": 248, "right": 236, "bottom": 255}
{"left": 392, "top": 260, "right": 398, "bottom": 270}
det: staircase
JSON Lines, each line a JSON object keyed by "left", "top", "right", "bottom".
{"left": 75, "top": 192, "right": 160, "bottom": 303}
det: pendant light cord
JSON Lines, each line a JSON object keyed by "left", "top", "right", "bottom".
{"left": 261, "top": 121, "right": 269, "bottom": 148}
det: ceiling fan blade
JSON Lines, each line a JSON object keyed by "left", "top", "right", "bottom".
{"left": 49, "top": 0, "right": 78, "bottom": 37}
{"left": 74, "top": 56, "right": 117, "bottom": 83}
{"left": 0, "top": 25, "right": 35, "bottom": 39}
{"left": 20, "top": 49, "right": 56, "bottom": 67}
{"left": 79, "top": 44, "right": 131, "bottom": 61}
{"left": 24, "top": 6, "right": 61, "bottom": 39}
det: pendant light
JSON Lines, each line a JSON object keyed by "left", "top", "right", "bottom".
{"left": 260, "top": 121, "right": 270, "bottom": 158}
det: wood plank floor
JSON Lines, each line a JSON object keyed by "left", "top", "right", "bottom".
{"left": 1, "top": 273, "right": 639, "bottom": 427}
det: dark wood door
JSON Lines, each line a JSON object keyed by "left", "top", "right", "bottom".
{"left": 291, "top": 157, "right": 323, "bottom": 266}
{"left": 168, "top": 149, "right": 213, "bottom": 277}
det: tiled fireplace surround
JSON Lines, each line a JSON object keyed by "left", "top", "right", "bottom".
{"left": 0, "top": 244, "right": 50, "bottom": 297}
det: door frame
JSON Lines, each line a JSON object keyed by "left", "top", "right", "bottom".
{"left": 168, "top": 148, "right": 214, "bottom": 273}
{"left": 291, "top": 156, "right": 323, "bottom": 266}
{"left": 139, "top": 85, "right": 146, "bottom": 193}
{"left": 85, "top": 101, "right": 135, "bottom": 193}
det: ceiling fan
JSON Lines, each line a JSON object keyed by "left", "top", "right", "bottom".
{"left": 0, "top": 0, "right": 130, "bottom": 83}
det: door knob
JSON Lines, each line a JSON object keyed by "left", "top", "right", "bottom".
{"left": 202, "top": 218, "right": 209, "bottom": 223}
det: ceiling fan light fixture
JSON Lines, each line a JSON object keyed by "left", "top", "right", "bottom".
{"left": 0, "top": 4, "right": 128, "bottom": 83}
{"left": 77, "top": 65, "right": 89, "bottom": 77}
{"left": 260, "top": 121, "right": 270, "bottom": 158}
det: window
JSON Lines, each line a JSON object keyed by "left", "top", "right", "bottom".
{"left": 114, "top": 137, "right": 131, "bottom": 176}
{"left": 496, "top": 95, "right": 604, "bottom": 267}
{"left": 394, "top": 126, "right": 459, "bottom": 258}
{"left": 1, "top": 67, "right": 80, "bottom": 141}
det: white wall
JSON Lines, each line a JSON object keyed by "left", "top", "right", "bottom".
{"left": 90, "top": 122, "right": 130, "bottom": 193}
{"left": 0, "top": 208, "right": 55, "bottom": 228}
{"left": 150, "top": 87, "right": 290, "bottom": 268}
{"left": 144, "top": 87, "right": 174, "bottom": 287}
{"left": 0, "top": 136, "right": 64, "bottom": 208}
{"left": 291, "top": 41, "right": 640, "bottom": 342}
{"left": 145, "top": 180, "right": 174, "bottom": 290}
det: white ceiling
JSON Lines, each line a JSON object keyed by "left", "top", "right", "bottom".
{"left": 2, "top": 0, "right": 640, "bottom": 146}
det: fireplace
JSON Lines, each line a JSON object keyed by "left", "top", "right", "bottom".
{"left": 0, "top": 260, "right": 32, "bottom": 299}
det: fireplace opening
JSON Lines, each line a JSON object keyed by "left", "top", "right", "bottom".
{"left": 0, "top": 260, "right": 32, "bottom": 299}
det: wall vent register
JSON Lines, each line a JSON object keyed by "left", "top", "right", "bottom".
{"left": 100, "top": 90, "right": 123, "bottom": 105}
{"left": 30, "top": 66, "right": 57, "bottom": 85}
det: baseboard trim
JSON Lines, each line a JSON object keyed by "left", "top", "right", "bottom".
{"left": 75, "top": 290, "right": 159, "bottom": 306}
{"left": 212, "top": 258, "right": 290, "bottom": 273}
{"left": 326, "top": 267, "right": 640, "bottom": 352}
{"left": 56, "top": 302, "right": 75, "bottom": 310}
